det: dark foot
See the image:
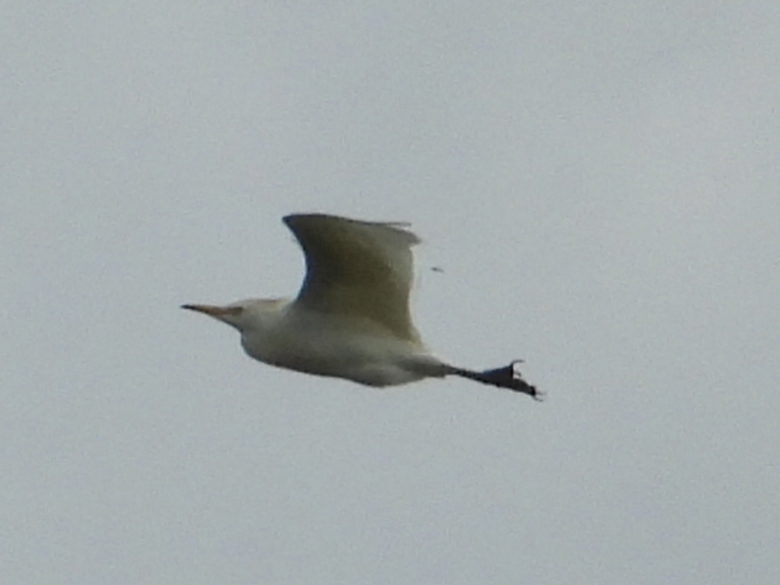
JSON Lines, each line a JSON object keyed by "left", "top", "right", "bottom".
{"left": 452, "top": 360, "right": 543, "bottom": 400}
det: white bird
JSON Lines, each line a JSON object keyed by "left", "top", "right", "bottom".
{"left": 183, "top": 214, "right": 540, "bottom": 399}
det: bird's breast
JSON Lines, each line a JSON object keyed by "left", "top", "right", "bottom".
{"left": 239, "top": 310, "right": 427, "bottom": 385}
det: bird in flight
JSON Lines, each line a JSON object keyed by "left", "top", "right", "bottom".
{"left": 183, "top": 214, "right": 540, "bottom": 400}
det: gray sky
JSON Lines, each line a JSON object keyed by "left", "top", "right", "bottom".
{"left": 3, "top": 1, "right": 779, "bottom": 584}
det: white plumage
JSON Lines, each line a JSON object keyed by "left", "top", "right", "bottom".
{"left": 183, "top": 213, "right": 539, "bottom": 399}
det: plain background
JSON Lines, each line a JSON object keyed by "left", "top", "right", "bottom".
{"left": 3, "top": 1, "right": 779, "bottom": 584}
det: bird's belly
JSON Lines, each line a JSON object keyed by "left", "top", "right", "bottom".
{"left": 241, "top": 319, "right": 433, "bottom": 387}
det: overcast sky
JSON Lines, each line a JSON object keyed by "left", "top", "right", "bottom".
{"left": 3, "top": 1, "right": 779, "bottom": 584}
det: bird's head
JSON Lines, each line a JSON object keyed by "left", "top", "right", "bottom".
{"left": 181, "top": 298, "right": 287, "bottom": 332}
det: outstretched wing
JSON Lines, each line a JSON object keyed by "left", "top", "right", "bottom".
{"left": 283, "top": 214, "right": 421, "bottom": 342}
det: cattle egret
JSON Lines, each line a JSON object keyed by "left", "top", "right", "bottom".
{"left": 183, "top": 214, "right": 540, "bottom": 399}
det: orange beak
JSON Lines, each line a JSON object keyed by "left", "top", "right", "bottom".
{"left": 181, "top": 304, "right": 241, "bottom": 317}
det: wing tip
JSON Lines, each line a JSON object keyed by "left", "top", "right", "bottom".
{"left": 283, "top": 213, "right": 421, "bottom": 245}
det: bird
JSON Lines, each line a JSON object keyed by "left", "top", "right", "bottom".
{"left": 182, "top": 214, "right": 541, "bottom": 400}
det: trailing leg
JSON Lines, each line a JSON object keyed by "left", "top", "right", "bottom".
{"left": 449, "top": 360, "right": 542, "bottom": 400}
